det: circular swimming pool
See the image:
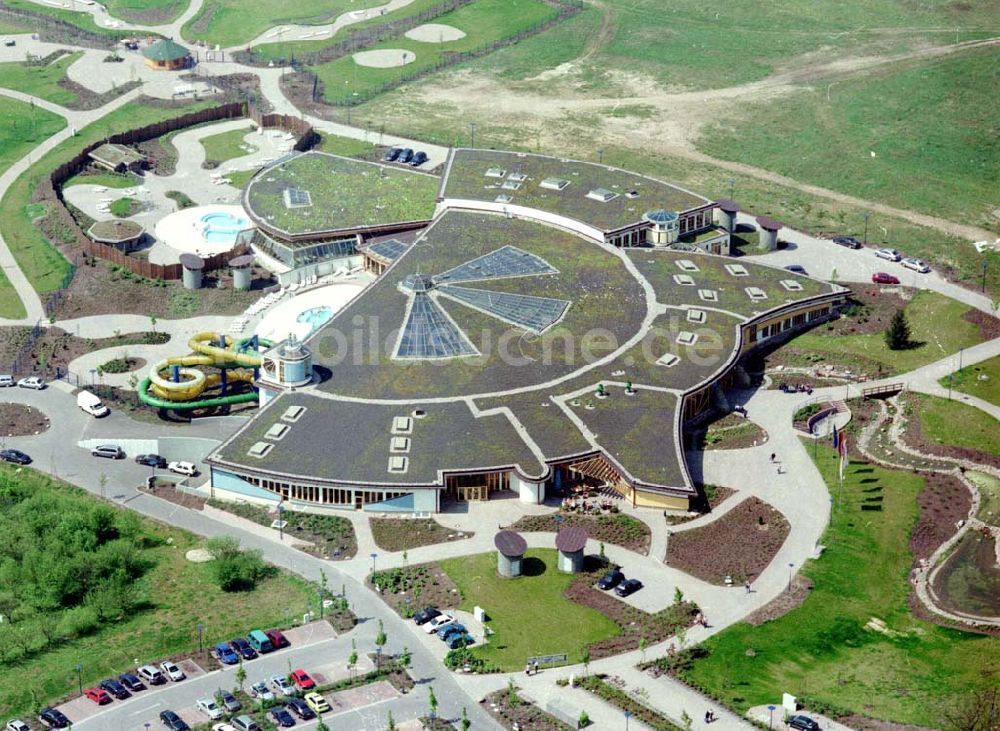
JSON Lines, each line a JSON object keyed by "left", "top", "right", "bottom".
{"left": 296, "top": 305, "right": 335, "bottom": 334}
{"left": 201, "top": 211, "right": 250, "bottom": 244}
{"left": 154, "top": 204, "right": 255, "bottom": 260}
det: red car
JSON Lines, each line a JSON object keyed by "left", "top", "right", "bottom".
{"left": 84, "top": 687, "right": 112, "bottom": 704}
{"left": 265, "top": 628, "right": 290, "bottom": 649}
{"left": 290, "top": 669, "right": 315, "bottom": 690}
{"left": 872, "top": 272, "right": 900, "bottom": 284}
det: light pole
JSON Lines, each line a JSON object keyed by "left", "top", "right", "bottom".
{"left": 469, "top": 122, "right": 476, "bottom": 149}
{"left": 197, "top": 622, "right": 204, "bottom": 654}
{"left": 728, "top": 177, "right": 735, "bottom": 200}
{"left": 277, "top": 502, "right": 285, "bottom": 541}
{"left": 983, "top": 260, "right": 988, "bottom": 293}
{"left": 768, "top": 704, "right": 776, "bottom": 730}
{"left": 318, "top": 588, "right": 324, "bottom": 620}
{"left": 624, "top": 709, "right": 632, "bottom": 730}
{"left": 863, "top": 212, "right": 870, "bottom": 247}
{"left": 553, "top": 514, "right": 563, "bottom": 535}
{"left": 75, "top": 664, "right": 82, "bottom": 696}
{"left": 787, "top": 562, "right": 794, "bottom": 592}
{"left": 597, "top": 147, "right": 604, "bottom": 165}
{"left": 370, "top": 552, "right": 378, "bottom": 576}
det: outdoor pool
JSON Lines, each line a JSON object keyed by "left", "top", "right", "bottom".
{"left": 297, "top": 305, "right": 335, "bottom": 334}
{"left": 255, "top": 283, "right": 365, "bottom": 343}
{"left": 201, "top": 211, "right": 250, "bottom": 244}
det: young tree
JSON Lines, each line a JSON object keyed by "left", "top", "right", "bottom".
{"left": 578, "top": 710, "right": 590, "bottom": 728}
{"left": 885, "top": 309, "right": 912, "bottom": 350}
{"left": 428, "top": 685, "right": 438, "bottom": 719}
{"left": 399, "top": 646, "right": 411, "bottom": 669}
{"left": 386, "top": 710, "right": 396, "bottom": 731}
{"left": 673, "top": 586, "right": 684, "bottom": 605}
{"left": 507, "top": 677, "right": 520, "bottom": 706}
{"left": 581, "top": 648, "right": 590, "bottom": 676}
{"left": 639, "top": 637, "right": 648, "bottom": 663}
{"left": 461, "top": 707, "right": 471, "bottom": 731}
{"left": 149, "top": 315, "right": 157, "bottom": 333}
{"left": 316, "top": 717, "right": 329, "bottom": 731}
{"left": 375, "top": 619, "right": 387, "bottom": 670}
{"left": 348, "top": 639, "right": 358, "bottom": 680}
{"left": 235, "top": 657, "right": 246, "bottom": 691}
{"left": 681, "top": 710, "right": 692, "bottom": 730}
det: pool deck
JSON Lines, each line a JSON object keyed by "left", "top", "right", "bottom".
{"left": 254, "top": 280, "right": 368, "bottom": 342}
{"left": 154, "top": 204, "right": 254, "bottom": 258}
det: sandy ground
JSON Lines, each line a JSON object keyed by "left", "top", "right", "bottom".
{"left": 404, "top": 23, "right": 466, "bottom": 43}
{"left": 352, "top": 48, "right": 416, "bottom": 68}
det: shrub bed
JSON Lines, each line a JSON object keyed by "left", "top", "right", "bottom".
{"left": 484, "top": 685, "right": 574, "bottom": 730}
{"left": 370, "top": 517, "right": 473, "bottom": 552}
{"left": 206, "top": 499, "right": 357, "bottom": 559}
{"left": 99, "top": 355, "right": 144, "bottom": 373}
{"left": 578, "top": 675, "right": 684, "bottom": 731}
{"left": 371, "top": 563, "right": 461, "bottom": 617}
{"left": 509, "top": 511, "right": 651, "bottom": 554}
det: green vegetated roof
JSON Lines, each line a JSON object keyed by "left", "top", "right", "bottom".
{"left": 87, "top": 218, "right": 143, "bottom": 242}
{"left": 141, "top": 39, "right": 191, "bottom": 61}
{"left": 244, "top": 151, "right": 439, "bottom": 237}
{"left": 441, "top": 149, "right": 709, "bottom": 232}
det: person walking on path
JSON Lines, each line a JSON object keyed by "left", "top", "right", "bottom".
{"left": 533, "top": 660, "right": 539, "bottom": 675}
{"left": 744, "top": 580, "right": 751, "bottom": 594}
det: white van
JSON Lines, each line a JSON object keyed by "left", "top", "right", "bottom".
{"left": 77, "top": 390, "right": 110, "bottom": 417}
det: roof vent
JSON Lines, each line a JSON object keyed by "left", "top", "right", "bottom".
{"left": 494, "top": 194, "right": 513, "bottom": 204}
{"left": 388, "top": 455, "right": 409, "bottom": 474}
{"left": 540, "top": 177, "right": 569, "bottom": 191}
{"left": 745, "top": 286, "right": 768, "bottom": 301}
{"left": 390, "top": 436, "right": 411, "bottom": 453}
{"left": 656, "top": 353, "right": 680, "bottom": 367}
{"left": 725, "top": 264, "right": 749, "bottom": 277}
{"left": 508, "top": 172, "right": 527, "bottom": 183}
{"left": 586, "top": 188, "right": 618, "bottom": 203}
{"left": 698, "top": 289, "right": 718, "bottom": 302}
{"left": 392, "top": 416, "right": 413, "bottom": 434}
{"left": 687, "top": 309, "right": 706, "bottom": 323}
{"left": 485, "top": 167, "right": 507, "bottom": 178}
{"left": 412, "top": 408, "right": 427, "bottom": 419}
{"left": 248, "top": 442, "right": 273, "bottom": 458}
{"left": 265, "top": 423, "right": 289, "bottom": 440}
{"left": 673, "top": 274, "right": 695, "bottom": 286}
{"left": 676, "top": 259, "right": 699, "bottom": 272}
{"left": 676, "top": 331, "right": 699, "bottom": 346}
{"left": 281, "top": 405, "right": 306, "bottom": 422}
{"left": 501, "top": 179, "right": 521, "bottom": 191}
{"left": 781, "top": 279, "right": 804, "bottom": 292}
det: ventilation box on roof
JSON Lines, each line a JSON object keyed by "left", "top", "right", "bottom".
{"left": 392, "top": 416, "right": 413, "bottom": 435}
{"left": 587, "top": 188, "right": 618, "bottom": 203}
{"left": 656, "top": 353, "right": 680, "bottom": 367}
{"left": 725, "top": 264, "right": 749, "bottom": 277}
{"left": 676, "top": 331, "right": 699, "bottom": 346}
{"left": 687, "top": 309, "right": 706, "bottom": 323}
{"left": 745, "top": 287, "right": 768, "bottom": 301}
{"left": 540, "top": 178, "right": 569, "bottom": 191}
{"left": 248, "top": 442, "right": 273, "bottom": 458}
{"left": 485, "top": 167, "right": 507, "bottom": 178}
{"left": 265, "top": 423, "right": 289, "bottom": 440}
{"left": 390, "top": 436, "right": 411, "bottom": 453}
{"left": 698, "top": 289, "right": 718, "bottom": 302}
{"left": 781, "top": 279, "right": 804, "bottom": 292}
{"left": 281, "top": 405, "right": 305, "bottom": 422}
{"left": 676, "top": 260, "right": 700, "bottom": 272}
{"left": 388, "top": 455, "right": 409, "bottom": 474}
{"left": 673, "top": 274, "right": 695, "bottom": 286}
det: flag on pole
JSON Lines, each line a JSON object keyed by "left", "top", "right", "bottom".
{"left": 838, "top": 433, "right": 848, "bottom": 482}
{"left": 832, "top": 427, "right": 840, "bottom": 450}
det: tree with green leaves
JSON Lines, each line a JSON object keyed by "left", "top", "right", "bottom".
{"left": 507, "top": 678, "right": 520, "bottom": 707}
{"left": 386, "top": 710, "right": 396, "bottom": 731}
{"left": 639, "top": 637, "right": 648, "bottom": 663}
{"left": 674, "top": 586, "right": 684, "bottom": 605}
{"left": 348, "top": 639, "right": 358, "bottom": 680}
{"left": 461, "top": 707, "right": 470, "bottom": 731}
{"left": 885, "top": 308, "right": 913, "bottom": 350}
{"left": 428, "top": 685, "right": 438, "bottom": 719}
{"left": 399, "top": 646, "right": 411, "bottom": 669}
{"left": 235, "top": 657, "right": 246, "bottom": 691}
{"left": 316, "top": 717, "right": 328, "bottom": 731}
{"left": 375, "top": 619, "right": 387, "bottom": 670}
{"left": 581, "top": 648, "right": 590, "bottom": 676}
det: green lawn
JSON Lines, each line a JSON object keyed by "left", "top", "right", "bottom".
{"left": 63, "top": 171, "right": 139, "bottom": 189}
{"left": 909, "top": 393, "right": 1000, "bottom": 457}
{"left": 939, "top": 355, "right": 1000, "bottom": 407}
{"left": 313, "top": 0, "right": 559, "bottom": 104}
{"left": 0, "top": 0, "right": 113, "bottom": 35}
{"left": 183, "top": 0, "right": 382, "bottom": 48}
{"left": 681, "top": 443, "right": 1000, "bottom": 725}
{"left": 0, "top": 465, "right": 315, "bottom": 717}
{"left": 699, "top": 51, "right": 999, "bottom": 233}
{"left": 200, "top": 126, "right": 254, "bottom": 164}
{"left": 103, "top": 0, "right": 188, "bottom": 23}
{"left": 438, "top": 549, "right": 619, "bottom": 671}
{"left": 0, "top": 51, "right": 84, "bottom": 107}
{"left": 786, "top": 290, "right": 986, "bottom": 375}
{"left": 0, "top": 99, "right": 214, "bottom": 312}
{"left": 0, "top": 95, "right": 66, "bottom": 172}
{"left": 318, "top": 131, "right": 377, "bottom": 158}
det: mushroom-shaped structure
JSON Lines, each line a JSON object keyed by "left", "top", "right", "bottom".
{"left": 87, "top": 219, "right": 144, "bottom": 253}
{"left": 755, "top": 215, "right": 781, "bottom": 251}
{"left": 555, "top": 526, "right": 587, "bottom": 573}
{"left": 230, "top": 253, "right": 254, "bottom": 291}
{"left": 141, "top": 39, "right": 191, "bottom": 70}
{"left": 714, "top": 199, "right": 740, "bottom": 233}
{"left": 643, "top": 209, "right": 679, "bottom": 246}
{"left": 495, "top": 530, "right": 527, "bottom": 578}
{"left": 180, "top": 253, "right": 204, "bottom": 290}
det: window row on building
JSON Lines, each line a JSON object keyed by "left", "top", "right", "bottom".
{"left": 241, "top": 473, "right": 410, "bottom": 507}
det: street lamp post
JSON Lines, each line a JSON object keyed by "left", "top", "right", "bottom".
{"left": 863, "top": 212, "right": 870, "bottom": 247}
{"left": 277, "top": 502, "right": 285, "bottom": 542}
{"left": 597, "top": 148, "right": 604, "bottom": 165}
{"left": 197, "top": 622, "right": 204, "bottom": 654}
{"left": 983, "top": 260, "right": 988, "bottom": 293}
{"left": 469, "top": 122, "right": 476, "bottom": 149}
{"left": 75, "top": 664, "right": 82, "bottom": 696}
{"left": 624, "top": 710, "right": 632, "bottom": 730}
{"left": 768, "top": 705, "right": 776, "bottom": 730}
{"left": 728, "top": 177, "right": 735, "bottom": 200}
{"left": 370, "top": 552, "right": 378, "bottom": 576}
{"left": 787, "top": 562, "right": 794, "bottom": 592}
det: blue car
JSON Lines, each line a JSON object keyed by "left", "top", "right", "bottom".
{"left": 439, "top": 623, "right": 467, "bottom": 642}
{"left": 213, "top": 642, "right": 240, "bottom": 665}
{"left": 446, "top": 632, "right": 474, "bottom": 650}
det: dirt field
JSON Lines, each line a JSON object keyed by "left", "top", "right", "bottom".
{"left": 0, "top": 402, "right": 51, "bottom": 436}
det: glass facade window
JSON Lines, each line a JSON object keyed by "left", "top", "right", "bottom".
{"left": 252, "top": 230, "right": 356, "bottom": 269}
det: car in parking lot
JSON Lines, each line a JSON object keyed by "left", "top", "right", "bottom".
{"left": 270, "top": 674, "right": 295, "bottom": 695}
{"left": 597, "top": 569, "right": 624, "bottom": 590}
{"left": 446, "top": 631, "right": 474, "bottom": 649}
{"left": 160, "top": 660, "right": 186, "bottom": 681}
{"left": 138, "top": 664, "right": 166, "bottom": 685}
{"left": 425, "top": 614, "right": 455, "bottom": 634}
{"left": 38, "top": 708, "right": 71, "bottom": 729}
{"left": 0, "top": 449, "right": 31, "bottom": 465}
{"left": 16, "top": 376, "right": 45, "bottom": 390}
{"left": 783, "top": 264, "right": 807, "bottom": 275}
{"left": 902, "top": 257, "right": 931, "bottom": 273}
{"left": 99, "top": 677, "right": 131, "bottom": 699}
{"left": 230, "top": 637, "right": 258, "bottom": 660}
{"left": 290, "top": 668, "right": 315, "bottom": 690}
{"left": 265, "top": 628, "right": 289, "bottom": 649}
{"left": 303, "top": 691, "right": 330, "bottom": 713}
{"left": 285, "top": 697, "right": 315, "bottom": 720}
{"left": 197, "top": 698, "right": 224, "bottom": 720}
{"left": 213, "top": 642, "right": 240, "bottom": 664}
{"left": 249, "top": 682, "right": 274, "bottom": 701}
{"left": 384, "top": 147, "right": 402, "bottom": 162}
{"left": 872, "top": 272, "right": 900, "bottom": 285}
{"left": 439, "top": 623, "right": 467, "bottom": 641}
{"left": 6, "top": 721, "right": 30, "bottom": 731}
{"left": 168, "top": 460, "right": 198, "bottom": 477}
{"left": 0, "top": 375, "right": 13, "bottom": 387}
{"left": 84, "top": 687, "right": 111, "bottom": 704}
{"left": 92, "top": 444, "right": 125, "bottom": 459}
{"left": 410, "top": 150, "right": 428, "bottom": 167}
{"left": 218, "top": 689, "right": 242, "bottom": 713}
{"left": 118, "top": 672, "right": 145, "bottom": 691}
{"left": 875, "top": 247, "right": 902, "bottom": 261}
{"left": 135, "top": 453, "right": 167, "bottom": 468}
{"left": 269, "top": 706, "right": 296, "bottom": 727}
{"left": 615, "top": 578, "right": 643, "bottom": 597}
{"left": 212, "top": 724, "right": 237, "bottom": 731}
{"left": 232, "top": 716, "right": 262, "bottom": 731}
{"left": 788, "top": 715, "right": 821, "bottom": 731}
{"left": 159, "top": 710, "right": 190, "bottom": 731}
{"left": 832, "top": 235, "right": 862, "bottom": 249}
{"left": 398, "top": 148, "right": 414, "bottom": 163}
{"left": 412, "top": 606, "right": 441, "bottom": 625}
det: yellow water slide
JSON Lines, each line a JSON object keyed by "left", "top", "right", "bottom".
{"left": 144, "top": 333, "right": 265, "bottom": 402}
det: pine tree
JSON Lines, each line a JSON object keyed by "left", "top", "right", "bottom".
{"left": 885, "top": 309, "right": 912, "bottom": 350}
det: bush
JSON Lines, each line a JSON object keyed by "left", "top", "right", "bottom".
{"left": 207, "top": 536, "right": 273, "bottom": 592}
{"left": 57, "top": 605, "right": 100, "bottom": 638}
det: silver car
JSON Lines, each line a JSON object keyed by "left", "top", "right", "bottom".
{"left": 901, "top": 257, "right": 931, "bottom": 273}
{"left": 875, "top": 247, "right": 901, "bottom": 261}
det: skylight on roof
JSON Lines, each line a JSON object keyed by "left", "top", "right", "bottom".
{"left": 501, "top": 180, "right": 521, "bottom": 190}
{"left": 495, "top": 194, "right": 513, "bottom": 204}
{"left": 248, "top": 441, "right": 273, "bottom": 458}
{"left": 745, "top": 286, "right": 768, "bottom": 301}
{"left": 508, "top": 172, "right": 527, "bottom": 183}
{"left": 265, "top": 423, "right": 289, "bottom": 440}
{"left": 781, "top": 279, "right": 804, "bottom": 292}
{"left": 281, "top": 405, "right": 305, "bottom": 422}
{"left": 392, "top": 416, "right": 413, "bottom": 434}
{"left": 673, "top": 274, "right": 695, "bottom": 286}
{"left": 656, "top": 353, "right": 680, "bottom": 367}
{"left": 725, "top": 264, "right": 749, "bottom": 277}
{"left": 540, "top": 178, "right": 569, "bottom": 191}
{"left": 485, "top": 167, "right": 507, "bottom": 178}
{"left": 586, "top": 188, "right": 618, "bottom": 203}
{"left": 390, "top": 436, "right": 410, "bottom": 453}
{"left": 698, "top": 289, "right": 718, "bottom": 302}
{"left": 676, "top": 259, "right": 699, "bottom": 272}
{"left": 388, "top": 455, "right": 409, "bottom": 473}
{"left": 283, "top": 188, "right": 312, "bottom": 209}
{"left": 676, "top": 331, "right": 699, "bottom": 346}
{"left": 687, "top": 309, "right": 706, "bottom": 323}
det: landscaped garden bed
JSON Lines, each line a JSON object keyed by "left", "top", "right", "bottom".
{"left": 0, "top": 326, "right": 168, "bottom": 380}
{"left": 0, "top": 402, "right": 51, "bottom": 436}
{"left": 665, "top": 497, "right": 790, "bottom": 585}
{"left": 578, "top": 675, "right": 683, "bottom": 731}
{"left": 899, "top": 393, "right": 1000, "bottom": 470}
{"left": 206, "top": 499, "right": 357, "bottom": 559}
{"left": 911, "top": 472, "right": 972, "bottom": 564}
{"left": 688, "top": 412, "right": 768, "bottom": 450}
{"left": 483, "top": 684, "right": 574, "bottom": 731}
{"left": 371, "top": 563, "right": 461, "bottom": 618}
{"left": 99, "top": 355, "right": 146, "bottom": 373}
{"left": 142, "top": 478, "right": 207, "bottom": 510}
{"left": 369, "top": 517, "right": 473, "bottom": 552}
{"left": 509, "top": 511, "right": 651, "bottom": 555}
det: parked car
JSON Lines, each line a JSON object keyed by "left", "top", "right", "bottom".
{"left": 137, "top": 664, "right": 165, "bottom": 685}
{"left": 2, "top": 39, "right": 14, "bottom": 47}
{"left": 597, "top": 569, "right": 624, "bottom": 590}
{"left": 0, "top": 449, "right": 31, "bottom": 465}
{"left": 197, "top": 698, "right": 224, "bottom": 720}
{"left": 875, "top": 247, "right": 902, "bottom": 262}
{"left": 410, "top": 151, "right": 428, "bottom": 167}
{"left": 230, "top": 637, "right": 257, "bottom": 660}
{"left": 38, "top": 708, "right": 71, "bottom": 729}
{"left": 77, "top": 390, "right": 109, "bottom": 417}
{"left": 99, "top": 678, "right": 131, "bottom": 699}
{"left": 218, "top": 689, "right": 241, "bottom": 713}
{"left": 832, "top": 235, "right": 862, "bottom": 249}
{"left": 398, "top": 148, "right": 414, "bottom": 163}
{"left": 270, "top": 674, "right": 295, "bottom": 696}
{"left": 303, "top": 692, "right": 330, "bottom": 714}
{"left": 412, "top": 606, "right": 441, "bottom": 625}
{"left": 6, "top": 720, "right": 30, "bottom": 731}
{"left": 249, "top": 682, "right": 274, "bottom": 701}
{"left": 290, "top": 669, "right": 315, "bottom": 690}
{"left": 213, "top": 642, "right": 240, "bottom": 665}
{"left": 247, "top": 629, "right": 273, "bottom": 653}
{"left": 902, "top": 257, "right": 931, "bottom": 273}
{"left": 285, "top": 697, "right": 315, "bottom": 720}
{"left": 118, "top": 672, "right": 145, "bottom": 692}
{"left": 0, "top": 375, "right": 14, "bottom": 387}
{"left": 168, "top": 460, "right": 198, "bottom": 477}
{"left": 425, "top": 614, "right": 455, "bottom": 634}
{"left": 269, "top": 706, "right": 296, "bottom": 728}
{"left": 788, "top": 715, "right": 821, "bottom": 731}
{"left": 783, "top": 264, "right": 807, "bottom": 275}
{"left": 16, "top": 376, "right": 45, "bottom": 390}
{"left": 439, "top": 623, "right": 467, "bottom": 641}
{"left": 447, "top": 632, "right": 474, "bottom": 649}
{"left": 92, "top": 445, "right": 125, "bottom": 459}
{"left": 872, "top": 272, "right": 900, "bottom": 285}
{"left": 213, "top": 724, "right": 237, "bottom": 731}
{"left": 615, "top": 578, "right": 643, "bottom": 597}
{"left": 83, "top": 687, "right": 111, "bottom": 705}
{"left": 265, "top": 628, "right": 289, "bottom": 649}
{"left": 160, "top": 660, "right": 186, "bottom": 681}
{"left": 384, "top": 147, "right": 402, "bottom": 162}
{"left": 159, "top": 710, "right": 190, "bottom": 731}
{"left": 135, "top": 453, "right": 167, "bottom": 468}
{"left": 232, "top": 716, "right": 262, "bottom": 731}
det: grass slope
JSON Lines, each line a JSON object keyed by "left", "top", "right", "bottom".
{"left": 438, "top": 549, "right": 619, "bottom": 671}
{"left": 199, "top": 126, "right": 253, "bottom": 164}
{"left": 0, "top": 51, "right": 83, "bottom": 107}
{"left": 939, "top": 355, "right": 1000, "bottom": 407}
{"left": 911, "top": 393, "right": 1000, "bottom": 456}
{"left": 681, "top": 444, "right": 1000, "bottom": 725}
{"left": 699, "top": 51, "right": 1000, "bottom": 233}
{"left": 103, "top": 0, "right": 187, "bottom": 23}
